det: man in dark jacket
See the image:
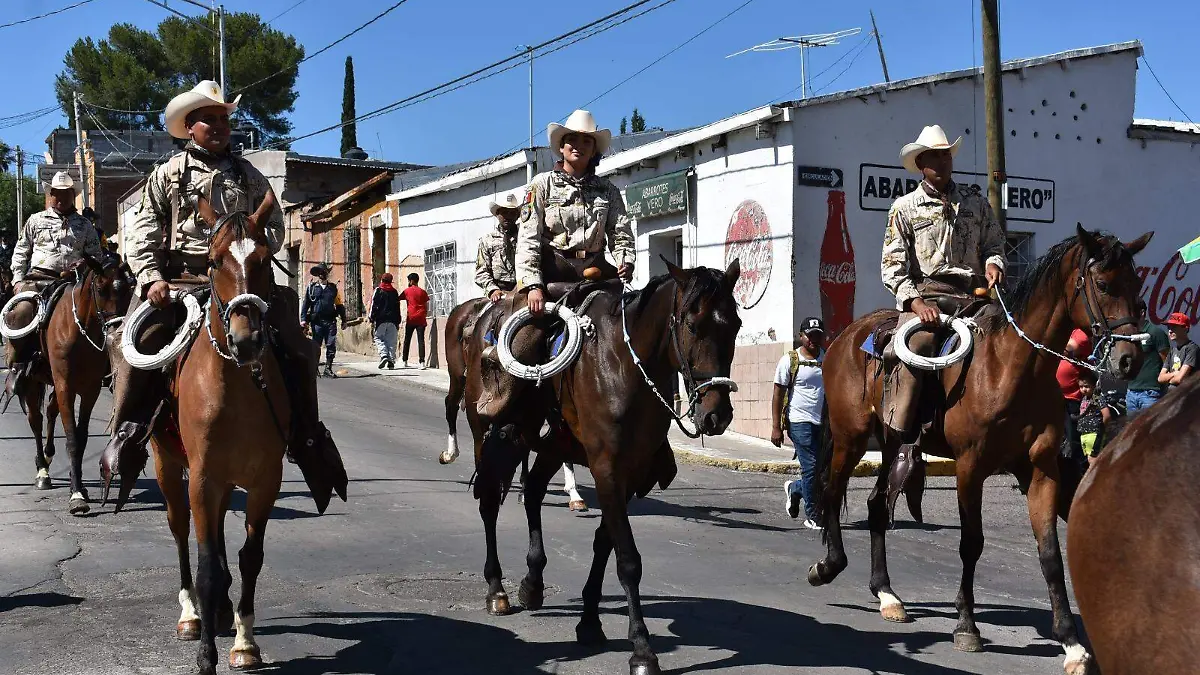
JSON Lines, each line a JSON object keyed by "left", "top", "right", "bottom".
{"left": 301, "top": 264, "right": 346, "bottom": 377}
{"left": 369, "top": 273, "right": 401, "bottom": 369}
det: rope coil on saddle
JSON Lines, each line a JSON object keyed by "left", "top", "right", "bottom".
{"left": 0, "top": 291, "right": 46, "bottom": 339}
{"left": 893, "top": 314, "right": 977, "bottom": 371}
{"left": 120, "top": 291, "right": 204, "bottom": 370}
{"left": 496, "top": 301, "right": 593, "bottom": 383}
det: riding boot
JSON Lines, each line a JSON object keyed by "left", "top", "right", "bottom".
{"left": 886, "top": 443, "right": 926, "bottom": 526}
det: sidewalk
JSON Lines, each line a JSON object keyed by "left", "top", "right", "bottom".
{"left": 331, "top": 352, "right": 955, "bottom": 479}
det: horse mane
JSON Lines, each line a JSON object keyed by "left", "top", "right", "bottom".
{"left": 623, "top": 266, "right": 728, "bottom": 317}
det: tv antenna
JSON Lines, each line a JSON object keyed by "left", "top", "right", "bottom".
{"left": 727, "top": 27, "right": 861, "bottom": 99}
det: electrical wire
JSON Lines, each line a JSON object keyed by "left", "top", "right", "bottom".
{"left": 768, "top": 31, "right": 872, "bottom": 103}
{"left": 232, "top": 0, "right": 414, "bottom": 95}
{"left": 1140, "top": 54, "right": 1195, "bottom": 125}
{"left": 0, "top": 107, "right": 60, "bottom": 130}
{"left": 809, "top": 33, "right": 874, "bottom": 95}
{"left": 0, "top": 105, "right": 60, "bottom": 122}
{"left": 265, "top": 0, "right": 310, "bottom": 25}
{"left": 78, "top": 100, "right": 165, "bottom": 115}
{"left": 0, "top": 0, "right": 97, "bottom": 29}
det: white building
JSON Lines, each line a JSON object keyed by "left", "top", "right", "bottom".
{"left": 390, "top": 41, "right": 1200, "bottom": 440}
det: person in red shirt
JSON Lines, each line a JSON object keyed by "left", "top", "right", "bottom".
{"left": 1056, "top": 328, "right": 1092, "bottom": 463}
{"left": 400, "top": 272, "right": 430, "bottom": 369}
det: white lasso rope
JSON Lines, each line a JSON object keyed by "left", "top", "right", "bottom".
{"left": 894, "top": 314, "right": 977, "bottom": 371}
{"left": 120, "top": 292, "right": 204, "bottom": 370}
{"left": 496, "top": 301, "right": 592, "bottom": 383}
{"left": 0, "top": 291, "right": 46, "bottom": 339}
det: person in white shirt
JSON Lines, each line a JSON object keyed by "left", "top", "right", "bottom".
{"left": 770, "top": 317, "right": 827, "bottom": 529}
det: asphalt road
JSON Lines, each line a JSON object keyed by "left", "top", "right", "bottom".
{"left": 0, "top": 368, "right": 1081, "bottom": 675}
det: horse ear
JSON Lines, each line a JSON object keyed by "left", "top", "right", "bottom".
{"left": 80, "top": 251, "right": 104, "bottom": 275}
{"left": 1076, "top": 224, "right": 1103, "bottom": 261}
{"left": 662, "top": 255, "right": 689, "bottom": 285}
{"left": 724, "top": 258, "right": 741, "bottom": 289}
{"left": 1124, "top": 231, "right": 1153, "bottom": 256}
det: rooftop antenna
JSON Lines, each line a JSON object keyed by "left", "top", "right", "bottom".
{"left": 727, "top": 27, "right": 861, "bottom": 99}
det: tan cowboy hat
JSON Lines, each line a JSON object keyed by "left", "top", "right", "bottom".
{"left": 488, "top": 193, "right": 522, "bottom": 216}
{"left": 45, "top": 171, "right": 74, "bottom": 191}
{"left": 548, "top": 110, "right": 611, "bottom": 157}
{"left": 165, "top": 80, "right": 242, "bottom": 140}
{"left": 900, "top": 124, "right": 962, "bottom": 174}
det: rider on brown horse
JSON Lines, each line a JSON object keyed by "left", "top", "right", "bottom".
{"left": 4, "top": 171, "right": 103, "bottom": 401}
{"left": 880, "top": 124, "right": 1006, "bottom": 521}
{"left": 477, "top": 194, "right": 520, "bottom": 303}
{"left": 101, "top": 80, "right": 341, "bottom": 508}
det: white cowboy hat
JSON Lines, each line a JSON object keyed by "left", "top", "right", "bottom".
{"left": 488, "top": 193, "right": 522, "bottom": 216}
{"left": 900, "top": 125, "right": 962, "bottom": 174}
{"left": 45, "top": 171, "right": 75, "bottom": 191}
{"left": 547, "top": 110, "right": 611, "bottom": 157}
{"left": 164, "top": 80, "right": 241, "bottom": 140}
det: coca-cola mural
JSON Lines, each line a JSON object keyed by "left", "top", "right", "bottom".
{"left": 818, "top": 190, "right": 856, "bottom": 337}
{"left": 1138, "top": 252, "right": 1200, "bottom": 324}
{"left": 725, "top": 199, "right": 773, "bottom": 309}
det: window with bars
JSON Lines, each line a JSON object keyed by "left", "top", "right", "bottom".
{"left": 1005, "top": 232, "right": 1036, "bottom": 284}
{"left": 424, "top": 242, "right": 457, "bottom": 318}
{"left": 343, "top": 224, "right": 363, "bottom": 320}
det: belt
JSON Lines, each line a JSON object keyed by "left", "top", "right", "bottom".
{"left": 570, "top": 250, "right": 592, "bottom": 259}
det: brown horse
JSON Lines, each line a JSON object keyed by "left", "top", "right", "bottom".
{"left": 1068, "top": 374, "right": 1200, "bottom": 674}
{"left": 463, "top": 261, "right": 741, "bottom": 675}
{"left": 441, "top": 296, "right": 489, "bottom": 464}
{"left": 137, "top": 199, "right": 292, "bottom": 674}
{"left": 811, "top": 226, "right": 1151, "bottom": 675}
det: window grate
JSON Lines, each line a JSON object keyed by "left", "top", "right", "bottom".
{"left": 343, "top": 224, "right": 363, "bottom": 320}
{"left": 424, "top": 242, "right": 457, "bottom": 318}
{"left": 1005, "top": 232, "right": 1036, "bottom": 285}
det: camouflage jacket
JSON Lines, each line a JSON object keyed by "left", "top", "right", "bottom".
{"left": 475, "top": 225, "right": 517, "bottom": 294}
{"left": 515, "top": 169, "right": 635, "bottom": 287}
{"left": 881, "top": 181, "right": 1005, "bottom": 309}
{"left": 10, "top": 208, "right": 102, "bottom": 282}
{"left": 127, "top": 144, "right": 283, "bottom": 287}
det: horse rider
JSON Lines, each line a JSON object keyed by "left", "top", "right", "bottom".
{"left": 102, "top": 80, "right": 340, "bottom": 481}
{"left": 476, "top": 193, "right": 520, "bottom": 303}
{"left": 880, "top": 124, "right": 1005, "bottom": 520}
{"left": 5, "top": 171, "right": 102, "bottom": 396}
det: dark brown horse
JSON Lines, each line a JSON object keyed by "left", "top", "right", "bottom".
{"left": 463, "top": 261, "right": 741, "bottom": 675}
{"left": 811, "top": 226, "right": 1150, "bottom": 675}
{"left": 441, "top": 296, "right": 489, "bottom": 464}
{"left": 1068, "top": 374, "right": 1200, "bottom": 674}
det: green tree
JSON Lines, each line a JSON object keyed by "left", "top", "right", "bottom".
{"left": 0, "top": 141, "right": 13, "bottom": 174}
{"left": 341, "top": 56, "right": 357, "bottom": 156}
{"left": 0, "top": 173, "right": 41, "bottom": 237}
{"left": 630, "top": 108, "right": 646, "bottom": 133}
{"left": 55, "top": 12, "right": 304, "bottom": 145}
{"left": 619, "top": 117, "right": 628, "bottom": 135}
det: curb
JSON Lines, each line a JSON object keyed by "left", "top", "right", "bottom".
{"left": 671, "top": 446, "right": 957, "bottom": 478}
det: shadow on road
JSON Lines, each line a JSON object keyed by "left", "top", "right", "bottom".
{"left": 0, "top": 592, "right": 83, "bottom": 613}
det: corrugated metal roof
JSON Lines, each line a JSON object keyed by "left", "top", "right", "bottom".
{"left": 286, "top": 153, "right": 427, "bottom": 172}
{"left": 1131, "top": 118, "right": 1200, "bottom": 135}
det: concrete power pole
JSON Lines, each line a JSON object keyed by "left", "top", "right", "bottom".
{"left": 516, "top": 45, "right": 534, "bottom": 184}
{"left": 218, "top": 5, "right": 227, "bottom": 95}
{"left": 870, "top": 10, "right": 890, "bottom": 82}
{"left": 15, "top": 147, "right": 24, "bottom": 230}
{"left": 72, "top": 91, "right": 91, "bottom": 211}
{"left": 981, "top": 0, "right": 1007, "bottom": 234}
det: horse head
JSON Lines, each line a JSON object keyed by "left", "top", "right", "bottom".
{"left": 196, "top": 194, "right": 273, "bottom": 366}
{"left": 1068, "top": 225, "right": 1153, "bottom": 379}
{"left": 77, "top": 251, "right": 133, "bottom": 322}
{"left": 664, "top": 258, "right": 743, "bottom": 435}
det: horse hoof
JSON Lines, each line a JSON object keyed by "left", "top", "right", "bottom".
{"left": 575, "top": 619, "right": 607, "bottom": 646}
{"left": 487, "top": 592, "right": 512, "bottom": 616}
{"left": 630, "top": 659, "right": 662, "bottom": 675}
{"left": 569, "top": 500, "right": 589, "bottom": 513}
{"left": 229, "top": 646, "right": 262, "bottom": 670}
{"left": 176, "top": 619, "right": 201, "bottom": 641}
{"left": 807, "top": 563, "right": 828, "bottom": 587}
{"left": 68, "top": 493, "right": 90, "bottom": 516}
{"left": 35, "top": 476, "right": 52, "bottom": 490}
{"left": 438, "top": 449, "right": 459, "bottom": 465}
{"left": 953, "top": 631, "right": 983, "bottom": 652}
{"left": 518, "top": 579, "right": 544, "bottom": 611}
{"left": 880, "top": 602, "right": 910, "bottom": 623}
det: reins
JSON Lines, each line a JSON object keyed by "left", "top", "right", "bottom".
{"left": 70, "top": 266, "right": 125, "bottom": 353}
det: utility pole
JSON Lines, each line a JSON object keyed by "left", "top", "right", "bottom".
{"left": 15, "top": 147, "right": 24, "bottom": 230}
{"left": 72, "top": 92, "right": 91, "bottom": 211}
{"left": 516, "top": 45, "right": 534, "bottom": 183}
{"left": 870, "top": 10, "right": 890, "bottom": 82}
{"left": 143, "top": 0, "right": 225, "bottom": 91}
{"left": 218, "top": 5, "right": 227, "bottom": 94}
{"left": 981, "top": 0, "right": 1007, "bottom": 234}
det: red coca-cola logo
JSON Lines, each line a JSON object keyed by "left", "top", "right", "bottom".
{"left": 1138, "top": 252, "right": 1200, "bottom": 324}
{"left": 725, "top": 200, "right": 773, "bottom": 309}
{"left": 819, "top": 261, "right": 856, "bottom": 284}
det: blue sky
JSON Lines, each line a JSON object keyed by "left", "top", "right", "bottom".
{"left": 1, "top": 0, "right": 1196, "bottom": 167}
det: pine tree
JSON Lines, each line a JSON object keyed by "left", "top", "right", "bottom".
{"left": 340, "top": 56, "right": 357, "bottom": 156}
{"left": 630, "top": 108, "right": 646, "bottom": 133}
{"left": 619, "top": 117, "right": 628, "bottom": 135}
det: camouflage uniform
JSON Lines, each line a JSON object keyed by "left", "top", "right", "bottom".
{"left": 515, "top": 169, "right": 635, "bottom": 288}
{"left": 475, "top": 226, "right": 517, "bottom": 295}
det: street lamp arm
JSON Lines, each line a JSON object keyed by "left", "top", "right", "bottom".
{"left": 142, "top": 0, "right": 219, "bottom": 35}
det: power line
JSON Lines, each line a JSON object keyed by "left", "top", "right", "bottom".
{"left": 1140, "top": 54, "right": 1194, "bottom": 125}
{"left": 232, "top": 0, "right": 413, "bottom": 95}
{"left": 265, "top": 0, "right": 310, "bottom": 24}
{"left": 80, "top": 100, "right": 166, "bottom": 115}
{"left": 0, "top": 107, "right": 60, "bottom": 131}
{"left": 0, "top": 0, "right": 97, "bottom": 29}
{"left": 0, "top": 105, "right": 59, "bottom": 122}
{"left": 810, "top": 34, "right": 873, "bottom": 95}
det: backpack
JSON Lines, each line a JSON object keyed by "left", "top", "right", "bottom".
{"left": 781, "top": 350, "right": 822, "bottom": 426}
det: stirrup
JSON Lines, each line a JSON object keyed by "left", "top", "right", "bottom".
{"left": 886, "top": 446, "right": 926, "bottom": 526}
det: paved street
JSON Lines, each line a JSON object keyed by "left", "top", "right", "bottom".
{"left": 0, "top": 367, "right": 1079, "bottom": 675}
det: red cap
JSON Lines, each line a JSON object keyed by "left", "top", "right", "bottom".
{"left": 1165, "top": 312, "right": 1191, "bottom": 329}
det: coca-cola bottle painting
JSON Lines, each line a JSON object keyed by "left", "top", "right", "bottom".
{"left": 818, "top": 190, "right": 856, "bottom": 337}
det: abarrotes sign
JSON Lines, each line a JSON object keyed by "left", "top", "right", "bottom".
{"left": 858, "top": 163, "right": 1055, "bottom": 223}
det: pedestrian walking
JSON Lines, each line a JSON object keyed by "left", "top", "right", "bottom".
{"left": 400, "top": 272, "right": 429, "bottom": 369}
{"left": 770, "top": 317, "right": 826, "bottom": 530}
{"left": 1055, "top": 327, "right": 1092, "bottom": 464}
{"left": 1075, "top": 371, "right": 1124, "bottom": 468}
{"left": 1159, "top": 312, "right": 1197, "bottom": 389}
{"left": 1126, "top": 299, "right": 1170, "bottom": 415}
{"left": 369, "top": 273, "right": 401, "bottom": 369}
{"left": 301, "top": 264, "right": 346, "bottom": 377}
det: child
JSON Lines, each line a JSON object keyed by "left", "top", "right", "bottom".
{"left": 1075, "top": 372, "right": 1124, "bottom": 467}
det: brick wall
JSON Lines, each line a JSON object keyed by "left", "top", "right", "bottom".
{"left": 728, "top": 341, "right": 788, "bottom": 440}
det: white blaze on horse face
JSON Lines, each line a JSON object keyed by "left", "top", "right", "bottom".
{"left": 233, "top": 611, "right": 256, "bottom": 651}
{"left": 178, "top": 588, "right": 199, "bottom": 623}
{"left": 228, "top": 238, "right": 258, "bottom": 281}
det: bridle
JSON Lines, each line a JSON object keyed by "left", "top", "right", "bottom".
{"left": 203, "top": 211, "right": 270, "bottom": 366}
{"left": 70, "top": 264, "right": 127, "bottom": 352}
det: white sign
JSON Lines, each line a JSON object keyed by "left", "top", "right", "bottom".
{"left": 858, "top": 163, "right": 1055, "bottom": 223}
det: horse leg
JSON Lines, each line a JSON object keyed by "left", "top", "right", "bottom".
{"left": 229, "top": 478, "right": 279, "bottom": 670}
{"left": 191, "top": 478, "right": 231, "bottom": 675}
{"left": 216, "top": 487, "right": 236, "bottom": 634}
{"left": 28, "top": 383, "right": 51, "bottom": 490}
{"left": 564, "top": 462, "right": 587, "bottom": 512}
{"left": 75, "top": 387, "right": 100, "bottom": 503}
{"left": 477, "top": 424, "right": 522, "bottom": 615}
{"left": 153, "top": 441, "right": 198, "bottom": 641}
{"left": 867, "top": 446, "right": 909, "bottom": 622}
{"left": 950, "top": 457, "right": 987, "bottom": 652}
{"left": 809, "top": 429, "right": 867, "bottom": 586}
{"left": 1027, "top": 444, "right": 1092, "bottom": 675}
{"left": 54, "top": 381, "right": 88, "bottom": 515}
{"left": 518, "top": 450, "right": 562, "bottom": 611}
{"left": 576, "top": 521, "right": 613, "bottom": 646}
{"left": 44, "top": 388, "right": 58, "bottom": 466}
{"left": 440, "top": 366, "right": 465, "bottom": 465}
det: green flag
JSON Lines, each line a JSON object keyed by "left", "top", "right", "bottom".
{"left": 1180, "top": 235, "right": 1200, "bottom": 265}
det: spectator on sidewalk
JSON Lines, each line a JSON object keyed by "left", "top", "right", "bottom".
{"left": 369, "top": 273, "right": 401, "bottom": 369}
{"left": 301, "top": 264, "right": 346, "bottom": 378}
{"left": 1159, "top": 312, "right": 1198, "bottom": 389}
{"left": 770, "top": 317, "right": 826, "bottom": 530}
{"left": 1056, "top": 327, "right": 1092, "bottom": 464}
{"left": 1126, "top": 299, "right": 1169, "bottom": 416}
{"left": 1076, "top": 371, "right": 1124, "bottom": 468}
{"left": 400, "top": 272, "right": 430, "bottom": 369}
